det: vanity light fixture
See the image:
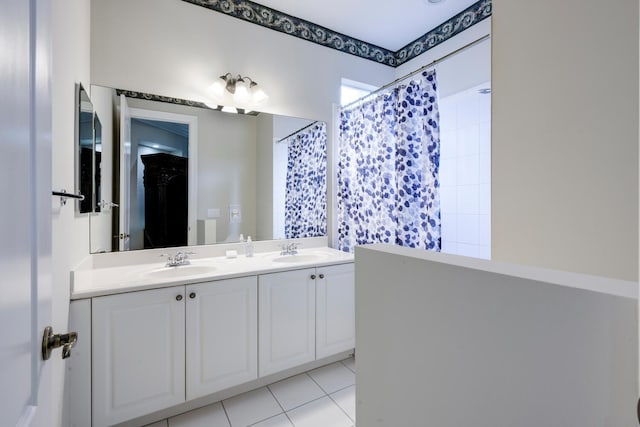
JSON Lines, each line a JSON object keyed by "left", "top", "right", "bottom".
{"left": 209, "top": 73, "right": 269, "bottom": 109}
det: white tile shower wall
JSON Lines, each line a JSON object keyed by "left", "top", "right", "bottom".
{"left": 439, "top": 83, "right": 491, "bottom": 259}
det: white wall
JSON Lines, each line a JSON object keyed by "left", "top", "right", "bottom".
{"left": 256, "top": 113, "right": 274, "bottom": 240}
{"left": 52, "top": 0, "right": 91, "bottom": 425}
{"left": 90, "top": 0, "right": 396, "bottom": 246}
{"left": 91, "top": 0, "right": 394, "bottom": 120}
{"left": 492, "top": 0, "right": 638, "bottom": 281}
{"left": 356, "top": 244, "right": 637, "bottom": 426}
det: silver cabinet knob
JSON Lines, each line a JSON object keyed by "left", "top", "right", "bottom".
{"left": 310, "top": 274, "right": 316, "bottom": 280}
{"left": 189, "top": 292, "right": 196, "bottom": 299}
{"left": 319, "top": 274, "right": 325, "bottom": 279}
{"left": 176, "top": 295, "right": 183, "bottom": 301}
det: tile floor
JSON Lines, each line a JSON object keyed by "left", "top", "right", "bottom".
{"left": 145, "top": 358, "right": 356, "bottom": 427}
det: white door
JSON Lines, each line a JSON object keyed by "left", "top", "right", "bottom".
{"left": 92, "top": 287, "right": 186, "bottom": 427}
{"left": 316, "top": 264, "right": 355, "bottom": 359}
{"left": 0, "top": 0, "right": 53, "bottom": 425}
{"left": 186, "top": 277, "right": 258, "bottom": 400}
{"left": 258, "top": 269, "right": 316, "bottom": 376}
{"left": 118, "top": 94, "right": 132, "bottom": 250}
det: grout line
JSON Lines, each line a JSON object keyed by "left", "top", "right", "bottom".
{"left": 340, "top": 357, "right": 356, "bottom": 374}
{"left": 166, "top": 359, "right": 356, "bottom": 427}
{"left": 266, "top": 384, "right": 287, "bottom": 413}
{"left": 284, "top": 394, "right": 328, "bottom": 413}
{"left": 327, "top": 387, "right": 356, "bottom": 424}
{"left": 327, "top": 382, "right": 356, "bottom": 396}
{"left": 307, "top": 361, "right": 356, "bottom": 394}
{"left": 220, "top": 400, "right": 233, "bottom": 427}
{"left": 283, "top": 411, "right": 296, "bottom": 427}
{"left": 241, "top": 387, "right": 285, "bottom": 427}
{"left": 247, "top": 412, "right": 290, "bottom": 427}
{"left": 306, "top": 368, "right": 330, "bottom": 394}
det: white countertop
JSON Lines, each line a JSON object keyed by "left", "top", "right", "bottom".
{"left": 72, "top": 247, "right": 354, "bottom": 299}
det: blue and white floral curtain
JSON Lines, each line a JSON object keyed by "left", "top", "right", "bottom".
{"left": 337, "top": 69, "right": 441, "bottom": 253}
{"left": 285, "top": 122, "right": 327, "bottom": 238}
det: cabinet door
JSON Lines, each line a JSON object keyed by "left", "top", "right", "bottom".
{"left": 92, "top": 287, "right": 186, "bottom": 427}
{"left": 186, "top": 276, "right": 258, "bottom": 400}
{"left": 316, "top": 263, "right": 355, "bottom": 359}
{"left": 259, "top": 268, "right": 316, "bottom": 376}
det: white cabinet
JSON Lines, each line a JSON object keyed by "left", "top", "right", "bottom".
{"left": 81, "top": 259, "right": 354, "bottom": 426}
{"left": 186, "top": 276, "right": 258, "bottom": 400}
{"left": 316, "top": 263, "right": 355, "bottom": 359}
{"left": 259, "top": 268, "right": 316, "bottom": 376}
{"left": 258, "top": 263, "right": 355, "bottom": 376}
{"left": 91, "top": 277, "right": 260, "bottom": 426}
{"left": 92, "top": 286, "right": 186, "bottom": 427}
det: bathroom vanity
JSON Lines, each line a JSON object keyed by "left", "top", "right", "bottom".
{"left": 67, "top": 241, "right": 354, "bottom": 427}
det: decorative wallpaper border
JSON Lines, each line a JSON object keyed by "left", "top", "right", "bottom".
{"left": 181, "top": 0, "right": 491, "bottom": 67}
{"left": 116, "top": 89, "right": 259, "bottom": 115}
{"left": 395, "top": 0, "right": 492, "bottom": 66}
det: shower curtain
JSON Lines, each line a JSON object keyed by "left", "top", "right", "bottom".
{"left": 337, "top": 69, "right": 441, "bottom": 253}
{"left": 284, "top": 122, "right": 327, "bottom": 238}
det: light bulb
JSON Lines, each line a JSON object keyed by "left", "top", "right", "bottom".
{"left": 209, "top": 77, "right": 226, "bottom": 98}
{"left": 233, "top": 79, "right": 250, "bottom": 104}
{"left": 251, "top": 86, "right": 268, "bottom": 104}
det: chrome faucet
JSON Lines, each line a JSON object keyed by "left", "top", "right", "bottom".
{"left": 280, "top": 242, "right": 299, "bottom": 256}
{"left": 161, "top": 251, "right": 194, "bottom": 267}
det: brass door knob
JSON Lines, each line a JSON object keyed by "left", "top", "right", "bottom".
{"left": 42, "top": 326, "right": 78, "bottom": 360}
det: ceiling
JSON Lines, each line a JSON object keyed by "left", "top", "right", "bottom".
{"left": 250, "top": 0, "right": 480, "bottom": 51}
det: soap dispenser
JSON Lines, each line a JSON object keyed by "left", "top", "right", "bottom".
{"left": 245, "top": 236, "right": 254, "bottom": 257}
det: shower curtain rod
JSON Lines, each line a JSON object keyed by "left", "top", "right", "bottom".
{"left": 276, "top": 120, "right": 320, "bottom": 143}
{"left": 342, "top": 34, "right": 491, "bottom": 110}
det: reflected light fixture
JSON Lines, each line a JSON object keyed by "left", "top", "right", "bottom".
{"left": 209, "top": 73, "right": 269, "bottom": 109}
{"left": 221, "top": 105, "right": 238, "bottom": 114}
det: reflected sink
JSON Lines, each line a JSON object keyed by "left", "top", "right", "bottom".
{"left": 271, "top": 253, "right": 328, "bottom": 264}
{"left": 144, "top": 264, "right": 216, "bottom": 279}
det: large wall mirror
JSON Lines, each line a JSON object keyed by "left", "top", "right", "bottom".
{"left": 90, "top": 85, "right": 327, "bottom": 253}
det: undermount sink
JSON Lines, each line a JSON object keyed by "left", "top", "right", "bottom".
{"left": 271, "top": 253, "right": 328, "bottom": 264}
{"left": 143, "top": 264, "right": 216, "bottom": 279}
